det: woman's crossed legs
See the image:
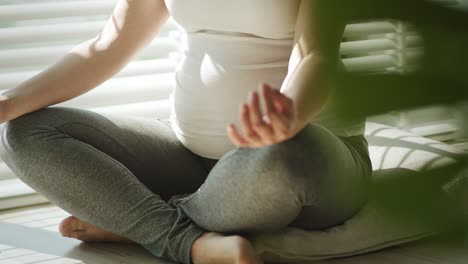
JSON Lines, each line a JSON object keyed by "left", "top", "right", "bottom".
{"left": 0, "top": 107, "right": 370, "bottom": 264}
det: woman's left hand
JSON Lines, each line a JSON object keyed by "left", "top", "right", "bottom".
{"left": 227, "top": 83, "right": 301, "bottom": 148}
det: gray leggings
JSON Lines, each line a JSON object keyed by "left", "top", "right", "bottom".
{"left": 0, "top": 107, "right": 371, "bottom": 264}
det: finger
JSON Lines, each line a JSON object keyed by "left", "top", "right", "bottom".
{"left": 261, "top": 83, "right": 277, "bottom": 120}
{"left": 250, "top": 91, "right": 274, "bottom": 143}
{"left": 240, "top": 103, "right": 261, "bottom": 142}
{"left": 270, "top": 113, "right": 291, "bottom": 137}
{"left": 262, "top": 85, "right": 291, "bottom": 136}
{"left": 227, "top": 124, "right": 249, "bottom": 147}
{"left": 271, "top": 89, "right": 293, "bottom": 116}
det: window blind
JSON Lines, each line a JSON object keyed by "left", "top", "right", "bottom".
{"left": 0, "top": 0, "right": 466, "bottom": 210}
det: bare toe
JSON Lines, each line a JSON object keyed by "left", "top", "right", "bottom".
{"left": 59, "top": 216, "right": 81, "bottom": 237}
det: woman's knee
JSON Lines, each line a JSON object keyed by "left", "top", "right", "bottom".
{"left": 221, "top": 137, "right": 326, "bottom": 204}
{"left": 0, "top": 107, "right": 77, "bottom": 168}
{"left": 0, "top": 117, "right": 30, "bottom": 159}
{"left": 1, "top": 108, "right": 54, "bottom": 151}
{"left": 254, "top": 133, "right": 324, "bottom": 181}
{"left": 181, "top": 139, "right": 323, "bottom": 232}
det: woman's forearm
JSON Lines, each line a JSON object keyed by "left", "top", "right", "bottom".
{"left": 0, "top": 28, "right": 163, "bottom": 121}
{"left": 280, "top": 53, "right": 335, "bottom": 133}
{"left": 279, "top": 0, "right": 345, "bottom": 134}
{"left": 2, "top": 38, "right": 134, "bottom": 121}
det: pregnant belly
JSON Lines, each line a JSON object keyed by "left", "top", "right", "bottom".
{"left": 171, "top": 56, "right": 288, "bottom": 158}
{"left": 170, "top": 32, "right": 292, "bottom": 157}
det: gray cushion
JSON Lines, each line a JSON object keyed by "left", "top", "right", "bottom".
{"left": 248, "top": 122, "right": 465, "bottom": 263}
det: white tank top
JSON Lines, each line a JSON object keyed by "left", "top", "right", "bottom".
{"left": 165, "top": 0, "right": 365, "bottom": 159}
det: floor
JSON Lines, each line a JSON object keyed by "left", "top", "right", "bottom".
{"left": 0, "top": 205, "right": 467, "bottom": 264}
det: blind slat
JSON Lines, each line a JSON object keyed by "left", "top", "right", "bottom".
{"left": 59, "top": 74, "right": 174, "bottom": 109}
{"left": 0, "top": 37, "right": 178, "bottom": 70}
{"left": 0, "top": 58, "right": 177, "bottom": 88}
{"left": 0, "top": 0, "right": 116, "bottom": 23}
{"left": 343, "top": 55, "right": 396, "bottom": 72}
{"left": 344, "top": 22, "right": 396, "bottom": 38}
{"left": 0, "top": 19, "right": 179, "bottom": 47}
{"left": 341, "top": 39, "right": 396, "bottom": 56}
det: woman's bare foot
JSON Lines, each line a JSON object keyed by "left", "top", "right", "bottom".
{"left": 60, "top": 218, "right": 261, "bottom": 263}
{"left": 59, "top": 216, "right": 133, "bottom": 243}
{"left": 191, "top": 232, "right": 263, "bottom": 264}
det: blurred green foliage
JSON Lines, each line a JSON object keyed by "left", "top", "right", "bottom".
{"left": 318, "top": 0, "right": 468, "bottom": 228}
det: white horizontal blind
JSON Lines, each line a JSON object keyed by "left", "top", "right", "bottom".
{"left": 0, "top": 0, "right": 182, "bottom": 209}
{"left": 342, "top": 22, "right": 416, "bottom": 73}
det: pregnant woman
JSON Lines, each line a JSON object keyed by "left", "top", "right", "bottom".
{"left": 0, "top": 0, "right": 371, "bottom": 263}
